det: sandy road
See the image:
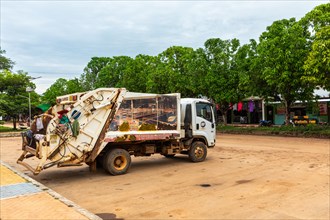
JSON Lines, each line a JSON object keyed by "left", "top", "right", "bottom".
{"left": 1, "top": 134, "right": 329, "bottom": 219}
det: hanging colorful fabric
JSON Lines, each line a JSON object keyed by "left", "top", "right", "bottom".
{"left": 238, "top": 102, "right": 243, "bottom": 112}
{"left": 249, "top": 100, "right": 255, "bottom": 112}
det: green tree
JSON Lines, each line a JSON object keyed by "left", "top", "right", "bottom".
{"left": 80, "top": 57, "right": 112, "bottom": 90}
{"left": 41, "top": 78, "right": 85, "bottom": 105}
{"left": 146, "top": 55, "right": 171, "bottom": 94}
{"left": 42, "top": 78, "right": 84, "bottom": 105}
{"left": 156, "top": 46, "right": 196, "bottom": 96}
{"left": 95, "top": 56, "right": 133, "bottom": 88}
{"left": 234, "top": 40, "right": 259, "bottom": 97}
{"left": 185, "top": 48, "right": 209, "bottom": 97}
{"left": 121, "top": 54, "right": 153, "bottom": 93}
{"left": 256, "top": 18, "right": 314, "bottom": 125}
{"left": 0, "top": 70, "right": 37, "bottom": 129}
{"left": 204, "top": 38, "right": 244, "bottom": 124}
{"left": 42, "top": 78, "right": 67, "bottom": 105}
{"left": 66, "top": 78, "right": 84, "bottom": 94}
{"left": 0, "top": 49, "right": 15, "bottom": 71}
{"left": 300, "top": 3, "right": 330, "bottom": 90}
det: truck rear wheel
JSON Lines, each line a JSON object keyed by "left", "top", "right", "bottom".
{"left": 103, "top": 148, "right": 131, "bottom": 175}
{"left": 189, "top": 141, "right": 207, "bottom": 162}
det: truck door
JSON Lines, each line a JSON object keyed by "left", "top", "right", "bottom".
{"left": 193, "top": 102, "right": 216, "bottom": 146}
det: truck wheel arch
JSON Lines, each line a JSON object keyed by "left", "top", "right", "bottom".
{"left": 186, "top": 136, "right": 208, "bottom": 147}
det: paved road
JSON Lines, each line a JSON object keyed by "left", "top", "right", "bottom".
{"left": 1, "top": 162, "right": 100, "bottom": 220}
{"left": 1, "top": 134, "right": 329, "bottom": 219}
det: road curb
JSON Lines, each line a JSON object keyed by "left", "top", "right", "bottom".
{"left": 0, "top": 132, "right": 22, "bottom": 138}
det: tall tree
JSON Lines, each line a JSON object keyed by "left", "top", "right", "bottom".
{"left": 121, "top": 54, "right": 153, "bottom": 93}
{"left": 0, "top": 70, "right": 37, "bottom": 129}
{"left": 185, "top": 48, "right": 209, "bottom": 97}
{"left": 146, "top": 55, "right": 171, "bottom": 94}
{"left": 80, "top": 57, "right": 112, "bottom": 90}
{"left": 157, "top": 46, "right": 195, "bottom": 96}
{"left": 95, "top": 56, "right": 133, "bottom": 88}
{"left": 300, "top": 3, "right": 330, "bottom": 90}
{"left": 234, "top": 40, "right": 259, "bottom": 98}
{"left": 204, "top": 38, "right": 243, "bottom": 124}
{"left": 256, "top": 18, "right": 314, "bottom": 125}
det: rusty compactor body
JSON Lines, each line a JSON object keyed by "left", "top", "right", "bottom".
{"left": 18, "top": 88, "right": 216, "bottom": 175}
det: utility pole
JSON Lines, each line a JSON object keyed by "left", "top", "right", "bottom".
{"left": 26, "top": 87, "right": 33, "bottom": 125}
{"left": 26, "top": 76, "right": 41, "bottom": 125}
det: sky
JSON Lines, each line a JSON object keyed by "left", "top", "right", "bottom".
{"left": 0, "top": 0, "right": 328, "bottom": 95}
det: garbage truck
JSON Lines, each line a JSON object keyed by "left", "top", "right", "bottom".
{"left": 18, "top": 88, "right": 216, "bottom": 175}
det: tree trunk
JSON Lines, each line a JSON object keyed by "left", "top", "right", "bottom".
{"left": 12, "top": 116, "right": 17, "bottom": 130}
{"left": 284, "top": 100, "right": 292, "bottom": 126}
{"left": 218, "top": 103, "right": 230, "bottom": 125}
{"left": 222, "top": 113, "right": 227, "bottom": 125}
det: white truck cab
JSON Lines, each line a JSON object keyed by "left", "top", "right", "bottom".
{"left": 181, "top": 98, "right": 216, "bottom": 147}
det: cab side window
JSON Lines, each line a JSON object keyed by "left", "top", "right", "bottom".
{"left": 196, "top": 103, "right": 212, "bottom": 122}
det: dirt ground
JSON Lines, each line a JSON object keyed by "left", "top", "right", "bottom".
{"left": 1, "top": 134, "right": 329, "bottom": 220}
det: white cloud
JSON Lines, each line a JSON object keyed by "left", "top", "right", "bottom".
{"left": 1, "top": 0, "right": 325, "bottom": 94}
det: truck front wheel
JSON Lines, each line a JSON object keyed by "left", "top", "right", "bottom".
{"left": 103, "top": 148, "right": 131, "bottom": 175}
{"left": 189, "top": 141, "right": 207, "bottom": 162}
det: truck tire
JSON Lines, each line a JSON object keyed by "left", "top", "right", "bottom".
{"left": 103, "top": 148, "right": 131, "bottom": 175}
{"left": 189, "top": 141, "right": 207, "bottom": 162}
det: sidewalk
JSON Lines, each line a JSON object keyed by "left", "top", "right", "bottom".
{"left": 0, "top": 161, "right": 102, "bottom": 220}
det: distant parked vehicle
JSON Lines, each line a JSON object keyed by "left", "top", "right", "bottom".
{"left": 259, "top": 120, "right": 272, "bottom": 127}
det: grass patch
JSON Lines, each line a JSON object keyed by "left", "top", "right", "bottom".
{"left": 0, "top": 126, "right": 17, "bottom": 132}
{"left": 0, "top": 125, "right": 26, "bottom": 133}
{"left": 217, "top": 124, "right": 330, "bottom": 138}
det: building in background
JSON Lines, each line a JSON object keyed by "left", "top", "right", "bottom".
{"left": 219, "top": 90, "right": 329, "bottom": 125}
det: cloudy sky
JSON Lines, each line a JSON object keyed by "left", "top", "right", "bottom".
{"left": 0, "top": 0, "right": 326, "bottom": 94}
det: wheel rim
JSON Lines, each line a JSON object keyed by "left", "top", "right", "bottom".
{"left": 194, "top": 146, "right": 205, "bottom": 159}
{"left": 113, "top": 155, "right": 127, "bottom": 171}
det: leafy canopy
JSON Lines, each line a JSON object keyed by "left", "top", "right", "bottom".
{"left": 0, "top": 49, "right": 15, "bottom": 71}
{"left": 42, "top": 78, "right": 83, "bottom": 105}
{"left": 301, "top": 3, "right": 330, "bottom": 90}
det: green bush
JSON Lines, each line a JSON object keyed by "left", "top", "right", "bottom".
{"left": 0, "top": 121, "right": 4, "bottom": 125}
